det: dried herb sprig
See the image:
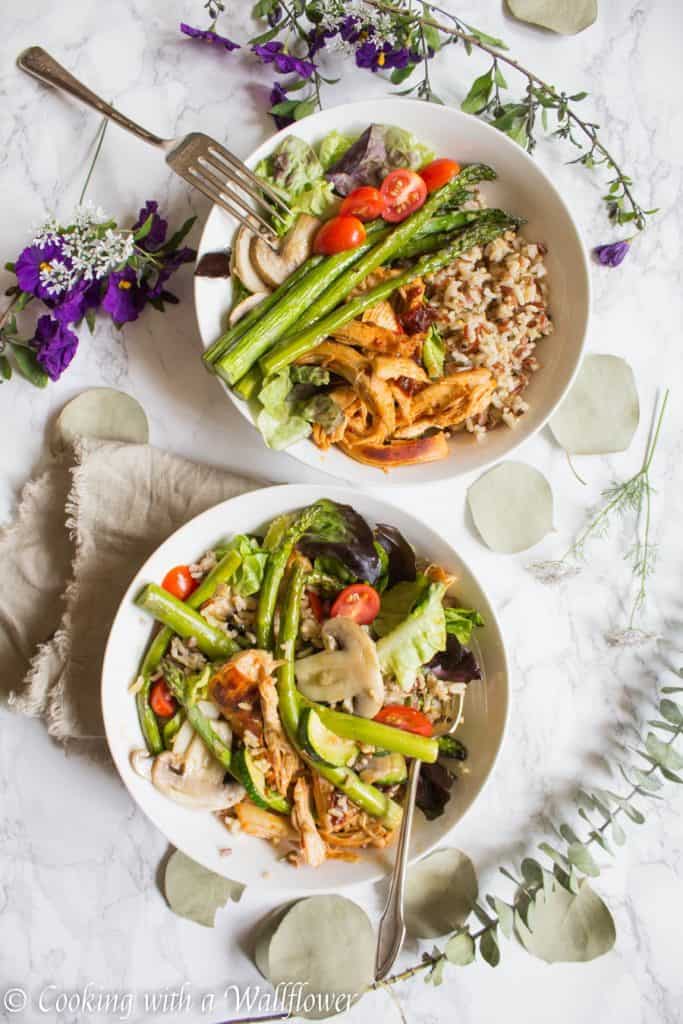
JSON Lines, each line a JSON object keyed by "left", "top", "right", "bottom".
{"left": 530, "top": 390, "right": 668, "bottom": 643}
{"left": 373, "top": 673, "right": 683, "bottom": 984}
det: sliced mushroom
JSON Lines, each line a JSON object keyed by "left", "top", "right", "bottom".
{"left": 130, "top": 748, "right": 153, "bottom": 780}
{"left": 294, "top": 617, "right": 385, "bottom": 718}
{"left": 228, "top": 291, "right": 270, "bottom": 327}
{"left": 232, "top": 225, "right": 272, "bottom": 294}
{"left": 251, "top": 214, "right": 320, "bottom": 288}
{"left": 151, "top": 727, "right": 245, "bottom": 811}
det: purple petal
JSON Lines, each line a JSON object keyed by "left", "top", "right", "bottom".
{"left": 593, "top": 239, "right": 631, "bottom": 267}
{"left": 180, "top": 23, "right": 240, "bottom": 51}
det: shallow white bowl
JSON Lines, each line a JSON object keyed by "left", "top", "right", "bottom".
{"left": 195, "top": 98, "right": 590, "bottom": 485}
{"left": 102, "top": 484, "right": 509, "bottom": 891}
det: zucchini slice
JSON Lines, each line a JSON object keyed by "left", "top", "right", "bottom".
{"left": 299, "top": 708, "right": 359, "bottom": 768}
{"left": 232, "top": 747, "right": 290, "bottom": 814}
{"left": 360, "top": 753, "right": 408, "bottom": 786}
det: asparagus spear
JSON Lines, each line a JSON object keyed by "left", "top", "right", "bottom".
{"left": 163, "top": 663, "right": 235, "bottom": 774}
{"left": 276, "top": 562, "right": 403, "bottom": 829}
{"left": 136, "top": 583, "right": 237, "bottom": 660}
{"left": 214, "top": 228, "right": 392, "bottom": 385}
{"left": 256, "top": 501, "right": 325, "bottom": 648}
{"left": 134, "top": 549, "right": 242, "bottom": 754}
{"left": 203, "top": 254, "right": 324, "bottom": 367}
{"left": 275, "top": 167, "right": 494, "bottom": 341}
{"left": 261, "top": 211, "right": 519, "bottom": 376}
{"left": 314, "top": 707, "right": 438, "bottom": 762}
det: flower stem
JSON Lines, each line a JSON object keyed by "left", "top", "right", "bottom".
{"left": 79, "top": 115, "right": 109, "bottom": 205}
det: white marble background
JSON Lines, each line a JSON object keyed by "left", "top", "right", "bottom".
{"left": 1, "top": 1, "right": 683, "bottom": 1022}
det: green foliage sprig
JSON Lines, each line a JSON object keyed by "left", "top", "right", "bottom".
{"left": 374, "top": 673, "right": 683, "bottom": 986}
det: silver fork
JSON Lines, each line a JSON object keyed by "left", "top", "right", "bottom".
{"left": 374, "top": 687, "right": 472, "bottom": 981}
{"left": 16, "top": 46, "right": 286, "bottom": 248}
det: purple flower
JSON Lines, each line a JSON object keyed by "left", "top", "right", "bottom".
{"left": 356, "top": 40, "right": 413, "bottom": 72}
{"left": 15, "top": 242, "right": 64, "bottom": 300}
{"left": 32, "top": 315, "right": 79, "bottom": 381}
{"left": 53, "top": 279, "right": 101, "bottom": 325}
{"left": 252, "top": 41, "right": 315, "bottom": 79}
{"left": 133, "top": 200, "right": 168, "bottom": 252}
{"left": 339, "top": 16, "right": 362, "bottom": 43}
{"left": 180, "top": 23, "right": 240, "bottom": 51}
{"left": 269, "top": 82, "right": 294, "bottom": 130}
{"left": 101, "top": 267, "right": 147, "bottom": 324}
{"left": 593, "top": 239, "right": 631, "bottom": 267}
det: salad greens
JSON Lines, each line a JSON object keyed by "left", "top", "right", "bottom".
{"left": 423, "top": 324, "right": 446, "bottom": 379}
{"left": 374, "top": 523, "right": 417, "bottom": 586}
{"left": 444, "top": 607, "right": 485, "bottom": 646}
{"left": 256, "top": 366, "right": 343, "bottom": 450}
{"left": 374, "top": 575, "right": 431, "bottom": 638}
{"left": 377, "top": 581, "right": 448, "bottom": 690}
{"left": 222, "top": 534, "right": 268, "bottom": 596}
{"left": 255, "top": 135, "right": 337, "bottom": 233}
{"left": 325, "top": 124, "right": 435, "bottom": 195}
{"left": 298, "top": 498, "right": 382, "bottom": 584}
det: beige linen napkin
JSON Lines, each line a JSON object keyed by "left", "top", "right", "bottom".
{"left": 1, "top": 439, "right": 263, "bottom": 740}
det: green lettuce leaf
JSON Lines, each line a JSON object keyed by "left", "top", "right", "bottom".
{"left": 384, "top": 126, "right": 435, "bottom": 170}
{"left": 444, "top": 607, "right": 485, "bottom": 645}
{"left": 256, "top": 368, "right": 341, "bottom": 450}
{"left": 223, "top": 534, "right": 268, "bottom": 596}
{"left": 318, "top": 130, "right": 356, "bottom": 170}
{"left": 374, "top": 575, "right": 431, "bottom": 637}
{"left": 423, "top": 325, "right": 445, "bottom": 379}
{"left": 256, "top": 136, "right": 337, "bottom": 233}
{"left": 376, "top": 582, "right": 447, "bottom": 690}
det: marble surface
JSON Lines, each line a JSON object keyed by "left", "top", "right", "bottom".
{"left": 1, "top": 1, "right": 683, "bottom": 1022}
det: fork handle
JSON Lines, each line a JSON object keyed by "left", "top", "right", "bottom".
{"left": 17, "top": 46, "right": 167, "bottom": 149}
{"left": 374, "top": 756, "right": 422, "bottom": 981}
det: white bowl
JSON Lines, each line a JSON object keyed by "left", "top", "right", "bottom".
{"left": 102, "top": 485, "right": 509, "bottom": 891}
{"left": 195, "top": 98, "right": 590, "bottom": 485}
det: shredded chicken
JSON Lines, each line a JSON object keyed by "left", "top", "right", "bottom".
{"left": 210, "top": 649, "right": 279, "bottom": 740}
{"left": 290, "top": 777, "right": 327, "bottom": 867}
{"left": 258, "top": 676, "right": 301, "bottom": 797}
{"left": 331, "top": 320, "right": 421, "bottom": 358}
{"left": 393, "top": 367, "right": 496, "bottom": 438}
{"left": 361, "top": 299, "right": 401, "bottom": 332}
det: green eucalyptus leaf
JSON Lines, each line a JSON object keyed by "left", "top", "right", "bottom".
{"left": 260, "top": 896, "right": 375, "bottom": 1019}
{"left": 479, "top": 929, "right": 500, "bottom": 966}
{"left": 645, "top": 732, "right": 683, "bottom": 771}
{"left": 520, "top": 857, "right": 543, "bottom": 887}
{"left": 627, "top": 767, "right": 662, "bottom": 793}
{"left": 405, "top": 848, "right": 478, "bottom": 938}
{"left": 164, "top": 850, "right": 244, "bottom": 927}
{"left": 659, "top": 766, "right": 683, "bottom": 783}
{"left": 51, "top": 388, "right": 149, "bottom": 455}
{"left": 549, "top": 355, "right": 639, "bottom": 455}
{"left": 559, "top": 824, "right": 580, "bottom": 845}
{"left": 429, "top": 957, "right": 446, "bottom": 986}
{"left": 659, "top": 699, "right": 683, "bottom": 726}
{"left": 468, "top": 461, "right": 554, "bottom": 553}
{"left": 538, "top": 842, "right": 569, "bottom": 870}
{"left": 588, "top": 830, "right": 613, "bottom": 856}
{"left": 517, "top": 879, "right": 616, "bottom": 963}
{"left": 648, "top": 720, "right": 680, "bottom": 734}
{"left": 662, "top": 685, "right": 683, "bottom": 694}
{"left": 0, "top": 354, "right": 11, "bottom": 381}
{"left": 611, "top": 819, "right": 626, "bottom": 846}
{"left": 507, "top": 0, "right": 598, "bottom": 35}
{"left": 444, "top": 930, "right": 476, "bottom": 965}
{"left": 490, "top": 897, "right": 514, "bottom": 939}
{"left": 567, "top": 842, "right": 600, "bottom": 877}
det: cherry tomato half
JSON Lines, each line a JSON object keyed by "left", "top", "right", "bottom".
{"left": 419, "top": 158, "right": 461, "bottom": 193}
{"left": 161, "top": 565, "right": 198, "bottom": 601}
{"left": 330, "top": 583, "right": 380, "bottom": 625}
{"left": 380, "top": 169, "right": 428, "bottom": 223}
{"left": 340, "top": 186, "right": 386, "bottom": 222}
{"left": 306, "top": 589, "right": 328, "bottom": 624}
{"left": 374, "top": 704, "right": 433, "bottom": 737}
{"left": 150, "top": 679, "right": 178, "bottom": 718}
{"left": 314, "top": 215, "right": 367, "bottom": 255}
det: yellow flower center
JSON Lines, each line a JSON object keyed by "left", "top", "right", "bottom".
{"left": 377, "top": 51, "right": 385, "bottom": 66}
{"left": 39, "top": 261, "right": 52, "bottom": 273}
{"left": 118, "top": 279, "right": 133, "bottom": 290}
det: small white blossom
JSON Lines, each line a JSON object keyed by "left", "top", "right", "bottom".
{"left": 38, "top": 258, "right": 73, "bottom": 297}
{"left": 527, "top": 560, "right": 581, "bottom": 584}
{"left": 606, "top": 628, "right": 661, "bottom": 648}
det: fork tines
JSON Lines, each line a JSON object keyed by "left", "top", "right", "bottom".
{"left": 171, "top": 133, "right": 286, "bottom": 247}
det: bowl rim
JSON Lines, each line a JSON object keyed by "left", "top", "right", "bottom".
{"left": 194, "top": 97, "right": 591, "bottom": 486}
{"left": 101, "top": 482, "right": 510, "bottom": 891}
